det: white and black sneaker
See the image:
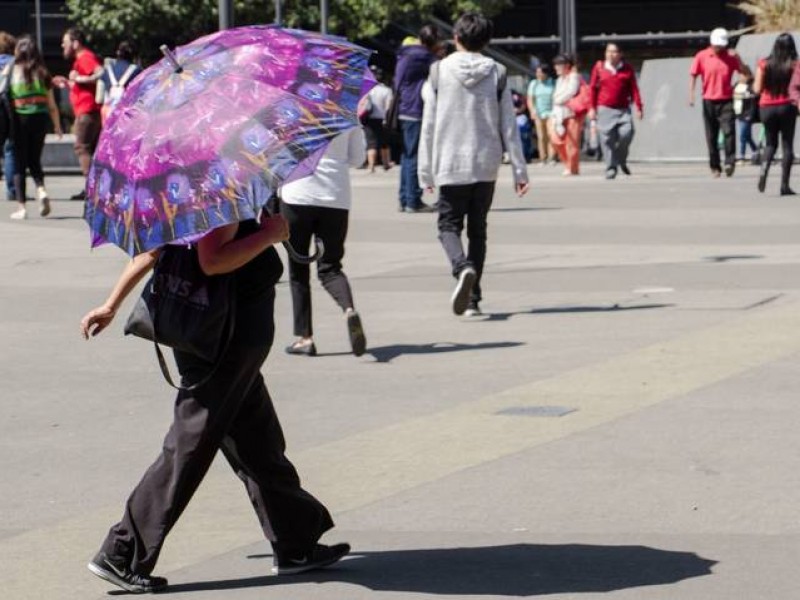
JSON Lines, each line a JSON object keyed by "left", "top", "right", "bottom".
{"left": 88, "top": 551, "right": 168, "bottom": 593}
{"left": 451, "top": 267, "right": 477, "bottom": 316}
{"left": 464, "top": 302, "right": 482, "bottom": 317}
{"left": 272, "top": 543, "right": 351, "bottom": 576}
{"left": 346, "top": 310, "right": 366, "bottom": 357}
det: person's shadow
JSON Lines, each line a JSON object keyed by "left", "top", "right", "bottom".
{"left": 367, "top": 341, "right": 524, "bottom": 363}
{"left": 161, "top": 543, "right": 716, "bottom": 596}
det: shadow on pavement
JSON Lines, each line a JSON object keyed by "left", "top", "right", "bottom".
{"left": 162, "top": 543, "right": 716, "bottom": 596}
{"left": 367, "top": 341, "right": 524, "bottom": 363}
{"left": 490, "top": 207, "right": 563, "bottom": 212}
{"left": 483, "top": 303, "right": 674, "bottom": 322}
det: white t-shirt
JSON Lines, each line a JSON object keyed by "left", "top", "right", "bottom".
{"left": 280, "top": 128, "right": 366, "bottom": 211}
{"left": 366, "top": 83, "right": 393, "bottom": 120}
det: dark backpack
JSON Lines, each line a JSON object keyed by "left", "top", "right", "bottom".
{"left": 0, "top": 59, "right": 14, "bottom": 146}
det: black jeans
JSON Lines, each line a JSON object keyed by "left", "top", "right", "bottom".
{"left": 281, "top": 203, "right": 354, "bottom": 337}
{"left": 702, "top": 99, "right": 736, "bottom": 172}
{"left": 12, "top": 112, "right": 48, "bottom": 203}
{"left": 760, "top": 103, "right": 797, "bottom": 188}
{"left": 437, "top": 181, "right": 496, "bottom": 304}
{"left": 100, "top": 290, "right": 333, "bottom": 575}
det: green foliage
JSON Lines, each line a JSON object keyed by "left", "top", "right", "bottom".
{"left": 66, "top": 0, "right": 511, "bottom": 62}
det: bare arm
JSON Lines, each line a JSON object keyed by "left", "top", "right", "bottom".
{"left": 46, "top": 89, "right": 63, "bottom": 137}
{"left": 753, "top": 64, "right": 765, "bottom": 95}
{"left": 80, "top": 250, "right": 159, "bottom": 339}
{"left": 196, "top": 213, "right": 289, "bottom": 276}
{"left": 689, "top": 74, "right": 697, "bottom": 106}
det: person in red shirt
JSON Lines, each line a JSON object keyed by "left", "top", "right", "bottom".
{"left": 689, "top": 28, "right": 744, "bottom": 178}
{"left": 53, "top": 28, "right": 103, "bottom": 200}
{"left": 587, "top": 43, "right": 643, "bottom": 179}
{"left": 754, "top": 33, "right": 798, "bottom": 196}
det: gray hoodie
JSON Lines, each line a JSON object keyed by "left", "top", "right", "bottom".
{"left": 418, "top": 52, "right": 528, "bottom": 189}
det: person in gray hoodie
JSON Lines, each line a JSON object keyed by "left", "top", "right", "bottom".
{"left": 418, "top": 12, "right": 529, "bottom": 317}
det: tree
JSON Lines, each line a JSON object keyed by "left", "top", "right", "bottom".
{"left": 66, "top": 0, "right": 510, "bottom": 62}
{"left": 735, "top": 0, "right": 800, "bottom": 33}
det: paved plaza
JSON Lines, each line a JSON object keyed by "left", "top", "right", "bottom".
{"left": 2, "top": 161, "right": 800, "bottom": 599}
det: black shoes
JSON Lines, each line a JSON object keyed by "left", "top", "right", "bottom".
{"left": 70, "top": 190, "right": 87, "bottom": 201}
{"left": 272, "top": 543, "right": 351, "bottom": 576}
{"left": 451, "top": 267, "right": 477, "bottom": 316}
{"left": 464, "top": 301, "right": 482, "bottom": 317}
{"left": 605, "top": 167, "right": 617, "bottom": 180}
{"left": 88, "top": 552, "right": 168, "bottom": 594}
{"left": 781, "top": 186, "right": 796, "bottom": 196}
{"left": 758, "top": 168, "right": 768, "bottom": 193}
{"left": 285, "top": 340, "right": 317, "bottom": 356}
{"left": 346, "top": 310, "right": 366, "bottom": 357}
{"left": 620, "top": 163, "right": 631, "bottom": 176}
{"left": 724, "top": 163, "right": 735, "bottom": 177}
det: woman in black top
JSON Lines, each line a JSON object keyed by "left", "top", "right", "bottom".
{"left": 754, "top": 33, "right": 798, "bottom": 195}
{"left": 80, "top": 213, "right": 349, "bottom": 594}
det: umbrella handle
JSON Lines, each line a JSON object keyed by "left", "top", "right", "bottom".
{"left": 282, "top": 238, "right": 324, "bottom": 264}
{"left": 160, "top": 45, "right": 183, "bottom": 73}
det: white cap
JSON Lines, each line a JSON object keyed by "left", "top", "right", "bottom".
{"left": 710, "top": 28, "right": 729, "bottom": 47}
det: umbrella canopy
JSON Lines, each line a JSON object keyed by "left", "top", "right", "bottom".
{"left": 84, "top": 25, "right": 375, "bottom": 256}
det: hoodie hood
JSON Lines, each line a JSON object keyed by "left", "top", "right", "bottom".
{"left": 447, "top": 52, "right": 496, "bottom": 88}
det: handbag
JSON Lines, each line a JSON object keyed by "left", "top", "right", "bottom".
{"left": 566, "top": 77, "right": 592, "bottom": 117}
{"left": 384, "top": 86, "right": 401, "bottom": 132}
{"left": 124, "top": 244, "right": 235, "bottom": 390}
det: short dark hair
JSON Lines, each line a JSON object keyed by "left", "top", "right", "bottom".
{"left": 606, "top": 42, "right": 621, "bottom": 53}
{"left": 65, "top": 27, "right": 87, "bottom": 46}
{"left": 116, "top": 40, "right": 136, "bottom": 62}
{"left": 552, "top": 53, "right": 575, "bottom": 67}
{"left": 454, "top": 12, "right": 493, "bottom": 52}
{"left": 0, "top": 31, "right": 16, "bottom": 55}
{"left": 419, "top": 24, "right": 439, "bottom": 50}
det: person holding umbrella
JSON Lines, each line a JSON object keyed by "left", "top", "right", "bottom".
{"left": 78, "top": 27, "right": 373, "bottom": 594}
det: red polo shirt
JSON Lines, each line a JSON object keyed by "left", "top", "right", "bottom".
{"left": 690, "top": 47, "right": 742, "bottom": 101}
{"left": 589, "top": 61, "right": 643, "bottom": 111}
{"left": 70, "top": 48, "right": 102, "bottom": 116}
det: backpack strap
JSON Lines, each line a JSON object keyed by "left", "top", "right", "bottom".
{"left": 118, "top": 64, "right": 137, "bottom": 88}
{"left": 107, "top": 63, "right": 119, "bottom": 87}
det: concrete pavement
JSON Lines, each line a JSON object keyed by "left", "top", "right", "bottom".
{"left": 1, "top": 162, "right": 799, "bottom": 599}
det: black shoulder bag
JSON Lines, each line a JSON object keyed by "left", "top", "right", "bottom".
{"left": 124, "top": 244, "right": 235, "bottom": 390}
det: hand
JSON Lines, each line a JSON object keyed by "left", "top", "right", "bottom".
{"left": 689, "top": 97, "right": 695, "bottom": 107}
{"left": 52, "top": 75, "right": 68, "bottom": 88}
{"left": 80, "top": 304, "right": 116, "bottom": 340}
{"left": 516, "top": 182, "right": 530, "bottom": 197}
{"left": 68, "top": 70, "right": 79, "bottom": 82}
{"left": 425, "top": 186, "right": 435, "bottom": 194}
{"left": 587, "top": 108, "right": 597, "bottom": 121}
{"left": 636, "top": 108, "right": 644, "bottom": 121}
{"left": 259, "top": 212, "right": 290, "bottom": 245}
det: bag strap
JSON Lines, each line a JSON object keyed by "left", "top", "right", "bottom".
{"left": 118, "top": 64, "right": 137, "bottom": 88}
{"left": 150, "top": 252, "right": 236, "bottom": 391}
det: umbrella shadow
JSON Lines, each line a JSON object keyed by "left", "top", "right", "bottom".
{"left": 162, "top": 543, "right": 716, "bottom": 596}
{"left": 482, "top": 303, "right": 674, "bottom": 322}
{"left": 367, "top": 341, "right": 524, "bottom": 363}
{"left": 491, "top": 207, "right": 563, "bottom": 213}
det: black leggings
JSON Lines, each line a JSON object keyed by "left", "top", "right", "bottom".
{"left": 760, "top": 103, "right": 797, "bottom": 187}
{"left": 13, "top": 112, "right": 48, "bottom": 203}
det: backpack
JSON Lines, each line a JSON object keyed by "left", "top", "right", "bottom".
{"left": 100, "top": 61, "right": 138, "bottom": 122}
{"left": 0, "top": 59, "right": 14, "bottom": 146}
{"left": 428, "top": 60, "right": 508, "bottom": 102}
{"left": 566, "top": 76, "right": 592, "bottom": 117}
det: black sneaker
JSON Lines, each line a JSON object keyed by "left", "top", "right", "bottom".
{"left": 272, "top": 543, "right": 351, "bottom": 576}
{"left": 451, "top": 267, "right": 477, "bottom": 316}
{"left": 70, "top": 190, "right": 86, "bottom": 201}
{"left": 620, "top": 163, "right": 631, "bottom": 176}
{"left": 464, "top": 302, "right": 482, "bottom": 317}
{"left": 87, "top": 551, "right": 168, "bottom": 593}
{"left": 346, "top": 310, "right": 366, "bottom": 357}
{"left": 724, "top": 163, "right": 735, "bottom": 177}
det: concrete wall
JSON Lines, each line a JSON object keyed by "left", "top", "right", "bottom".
{"left": 629, "top": 58, "right": 708, "bottom": 162}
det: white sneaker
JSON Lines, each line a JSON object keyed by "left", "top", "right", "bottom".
{"left": 10, "top": 207, "right": 27, "bottom": 220}
{"left": 37, "top": 187, "right": 50, "bottom": 217}
{"left": 464, "top": 304, "right": 483, "bottom": 317}
{"left": 451, "top": 267, "right": 477, "bottom": 316}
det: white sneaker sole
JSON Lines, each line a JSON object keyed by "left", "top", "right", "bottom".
{"left": 451, "top": 268, "right": 476, "bottom": 316}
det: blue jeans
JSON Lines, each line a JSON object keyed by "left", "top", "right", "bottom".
{"left": 399, "top": 119, "right": 422, "bottom": 208}
{"left": 738, "top": 119, "right": 758, "bottom": 158}
{"left": 3, "top": 139, "right": 15, "bottom": 199}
